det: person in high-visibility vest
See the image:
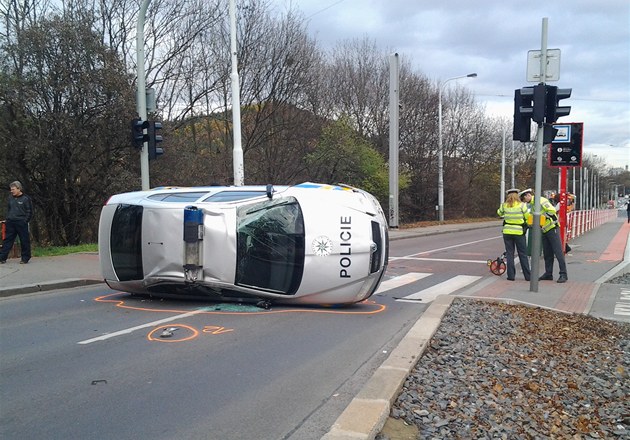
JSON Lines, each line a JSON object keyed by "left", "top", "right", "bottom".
{"left": 519, "top": 188, "right": 568, "bottom": 283}
{"left": 497, "top": 188, "right": 531, "bottom": 281}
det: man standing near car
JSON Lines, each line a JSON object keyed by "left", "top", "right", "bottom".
{"left": 519, "top": 188, "right": 567, "bottom": 283}
{"left": 0, "top": 181, "right": 33, "bottom": 264}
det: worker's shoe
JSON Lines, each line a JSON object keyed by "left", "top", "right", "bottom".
{"left": 539, "top": 274, "right": 553, "bottom": 281}
{"left": 557, "top": 275, "right": 568, "bottom": 283}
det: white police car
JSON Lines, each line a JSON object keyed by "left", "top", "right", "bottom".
{"left": 98, "top": 182, "right": 388, "bottom": 305}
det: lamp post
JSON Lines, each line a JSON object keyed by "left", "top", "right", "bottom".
{"left": 438, "top": 73, "right": 477, "bottom": 222}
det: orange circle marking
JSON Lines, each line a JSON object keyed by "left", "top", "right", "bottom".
{"left": 147, "top": 324, "right": 199, "bottom": 343}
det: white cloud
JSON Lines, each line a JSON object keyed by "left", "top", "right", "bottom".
{"left": 274, "top": 0, "right": 630, "bottom": 170}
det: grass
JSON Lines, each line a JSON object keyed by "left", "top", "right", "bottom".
{"left": 32, "top": 243, "right": 98, "bottom": 257}
{"left": 400, "top": 217, "right": 498, "bottom": 229}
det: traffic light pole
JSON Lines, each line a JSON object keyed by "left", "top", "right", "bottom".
{"left": 529, "top": 18, "right": 549, "bottom": 293}
{"left": 137, "top": 0, "right": 151, "bottom": 190}
{"left": 229, "top": 0, "right": 244, "bottom": 186}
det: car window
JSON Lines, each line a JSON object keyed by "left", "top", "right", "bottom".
{"left": 235, "top": 197, "right": 305, "bottom": 295}
{"left": 147, "top": 192, "right": 208, "bottom": 202}
{"left": 202, "top": 191, "right": 265, "bottom": 203}
{"left": 110, "top": 204, "right": 144, "bottom": 281}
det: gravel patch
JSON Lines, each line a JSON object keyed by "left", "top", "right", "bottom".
{"left": 607, "top": 272, "right": 630, "bottom": 285}
{"left": 379, "top": 299, "right": 630, "bottom": 439}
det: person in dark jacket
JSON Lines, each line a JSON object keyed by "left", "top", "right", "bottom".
{"left": 0, "top": 181, "right": 33, "bottom": 264}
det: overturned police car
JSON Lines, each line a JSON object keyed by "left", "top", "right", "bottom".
{"left": 98, "top": 182, "right": 388, "bottom": 305}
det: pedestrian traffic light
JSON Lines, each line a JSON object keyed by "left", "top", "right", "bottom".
{"left": 545, "top": 86, "right": 572, "bottom": 123}
{"left": 513, "top": 87, "right": 533, "bottom": 142}
{"left": 131, "top": 118, "right": 149, "bottom": 149}
{"left": 532, "top": 84, "right": 546, "bottom": 124}
{"left": 148, "top": 121, "right": 163, "bottom": 160}
{"left": 543, "top": 123, "right": 558, "bottom": 144}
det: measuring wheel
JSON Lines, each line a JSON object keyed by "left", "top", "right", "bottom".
{"left": 487, "top": 256, "right": 506, "bottom": 276}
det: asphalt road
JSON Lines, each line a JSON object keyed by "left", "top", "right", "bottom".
{"left": 0, "top": 227, "right": 576, "bottom": 439}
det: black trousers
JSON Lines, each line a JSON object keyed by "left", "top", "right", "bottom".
{"left": 541, "top": 227, "right": 567, "bottom": 277}
{"left": 0, "top": 220, "right": 31, "bottom": 262}
{"left": 503, "top": 234, "right": 531, "bottom": 280}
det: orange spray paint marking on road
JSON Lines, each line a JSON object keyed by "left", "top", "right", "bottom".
{"left": 147, "top": 324, "right": 199, "bottom": 342}
{"left": 95, "top": 293, "right": 386, "bottom": 316}
{"left": 203, "top": 326, "right": 234, "bottom": 334}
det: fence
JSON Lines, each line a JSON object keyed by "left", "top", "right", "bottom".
{"left": 566, "top": 209, "right": 619, "bottom": 241}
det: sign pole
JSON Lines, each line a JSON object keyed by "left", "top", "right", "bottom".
{"left": 529, "top": 17, "right": 549, "bottom": 293}
{"left": 559, "top": 167, "right": 568, "bottom": 250}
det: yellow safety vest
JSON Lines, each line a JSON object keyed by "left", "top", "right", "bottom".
{"left": 497, "top": 202, "right": 528, "bottom": 236}
{"left": 525, "top": 197, "right": 559, "bottom": 233}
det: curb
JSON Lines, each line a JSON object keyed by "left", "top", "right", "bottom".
{"left": 322, "top": 295, "right": 455, "bottom": 440}
{"left": 0, "top": 279, "right": 104, "bottom": 298}
{"left": 388, "top": 222, "right": 500, "bottom": 241}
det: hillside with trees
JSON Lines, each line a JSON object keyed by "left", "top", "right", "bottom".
{"left": 1, "top": 0, "right": 624, "bottom": 245}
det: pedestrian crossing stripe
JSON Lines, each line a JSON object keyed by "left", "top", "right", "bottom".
{"left": 373, "top": 272, "right": 482, "bottom": 303}
{"left": 397, "top": 275, "right": 482, "bottom": 303}
{"left": 375, "top": 272, "right": 432, "bottom": 293}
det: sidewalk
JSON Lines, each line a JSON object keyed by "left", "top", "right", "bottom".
{"left": 0, "top": 252, "right": 103, "bottom": 297}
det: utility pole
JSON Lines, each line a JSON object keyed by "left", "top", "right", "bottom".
{"left": 230, "top": 0, "right": 244, "bottom": 185}
{"left": 388, "top": 53, "right": 400, "bottom": 228}
{"left": 137, "top": 0, "right": 151, "bottom": 190}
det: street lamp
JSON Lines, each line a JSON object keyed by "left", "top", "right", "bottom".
{"left": 438, "top": 72, "right": 477, "bottom": 222}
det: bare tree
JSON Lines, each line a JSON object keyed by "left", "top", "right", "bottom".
{"left": 0, "top": 13, "right": 136, "bottom": 244}
{"left": 322, "top": 37, "right": 390, "bottom": 142}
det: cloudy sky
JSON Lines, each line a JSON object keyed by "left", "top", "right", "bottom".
{"left": 269, "top": 0, "right": 630, "bottom": 171}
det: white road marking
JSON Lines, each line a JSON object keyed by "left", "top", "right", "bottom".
{"left": 396, "top": 275, "right": 482, "bottom": 304}
{"left": 393, "top": 257, "right": 488, "bottom": 264}
{"left": 78, "top": 310, "right": 202, "bottom": 344}
{"left": 614, "top": 289, "right": 630, "bottom": 316}
{"left": 389, "top": 236, "right": 501, "bottom": 262}
{"left": 375, "top": 272, "right": 432, "bottom": 294}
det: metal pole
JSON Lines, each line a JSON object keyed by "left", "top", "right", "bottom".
{"left": 529, "top": 17, "right": 549, "bottom": 293}
{"left": 579, "top": 167, "right": 584, "bottom": 211}
{"left": 585, "top": 168, "right": 589, "bottom": 209}
{"left": 438, "top": 73, "right": 477, "bottom": 222}
{"left": 511, "top": 140, "right": 515, "bottom": 188}
{"left": 501, "top": 126, "right": 506, "bottom": 205}
{"left": 230, "top": 0, "right": 244, "bottom": 185}
{"left": 437, "top": 83, "right": 445, "bottom": 222}
{"left": 137, "top": 0, "right": 151, "bottom": 190}
{"left": 388, "top": 53, "right": 400, "bottom": 228}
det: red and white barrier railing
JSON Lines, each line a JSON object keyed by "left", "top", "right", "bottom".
{"left": 566, "top": 209, "right": 618, "bottom": 241}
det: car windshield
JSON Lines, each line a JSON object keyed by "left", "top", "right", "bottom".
{"left": 235, "top": 197, "right": 305, "bottom": 295}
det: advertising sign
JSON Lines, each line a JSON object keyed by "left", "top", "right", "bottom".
{"left": 549, "top": 122, "right": 583, "bottom": 167}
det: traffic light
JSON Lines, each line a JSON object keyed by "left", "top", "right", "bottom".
{"left": 148, "top": 121, "right": 163, "bottom": 160}
{"left": 131, "top": 118, "right": 149, "bottom": 149}
{"left": 543, "top": 123, "right": 558, "bottom": 144}
{"left": 545, "top": 86, "right": 572, "bottom": 123}
{"left": 532, "top": 84, "right": 546, "bottom": 124}
{"left": 513, "top": 87, "right": 533, "bottom": 142}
